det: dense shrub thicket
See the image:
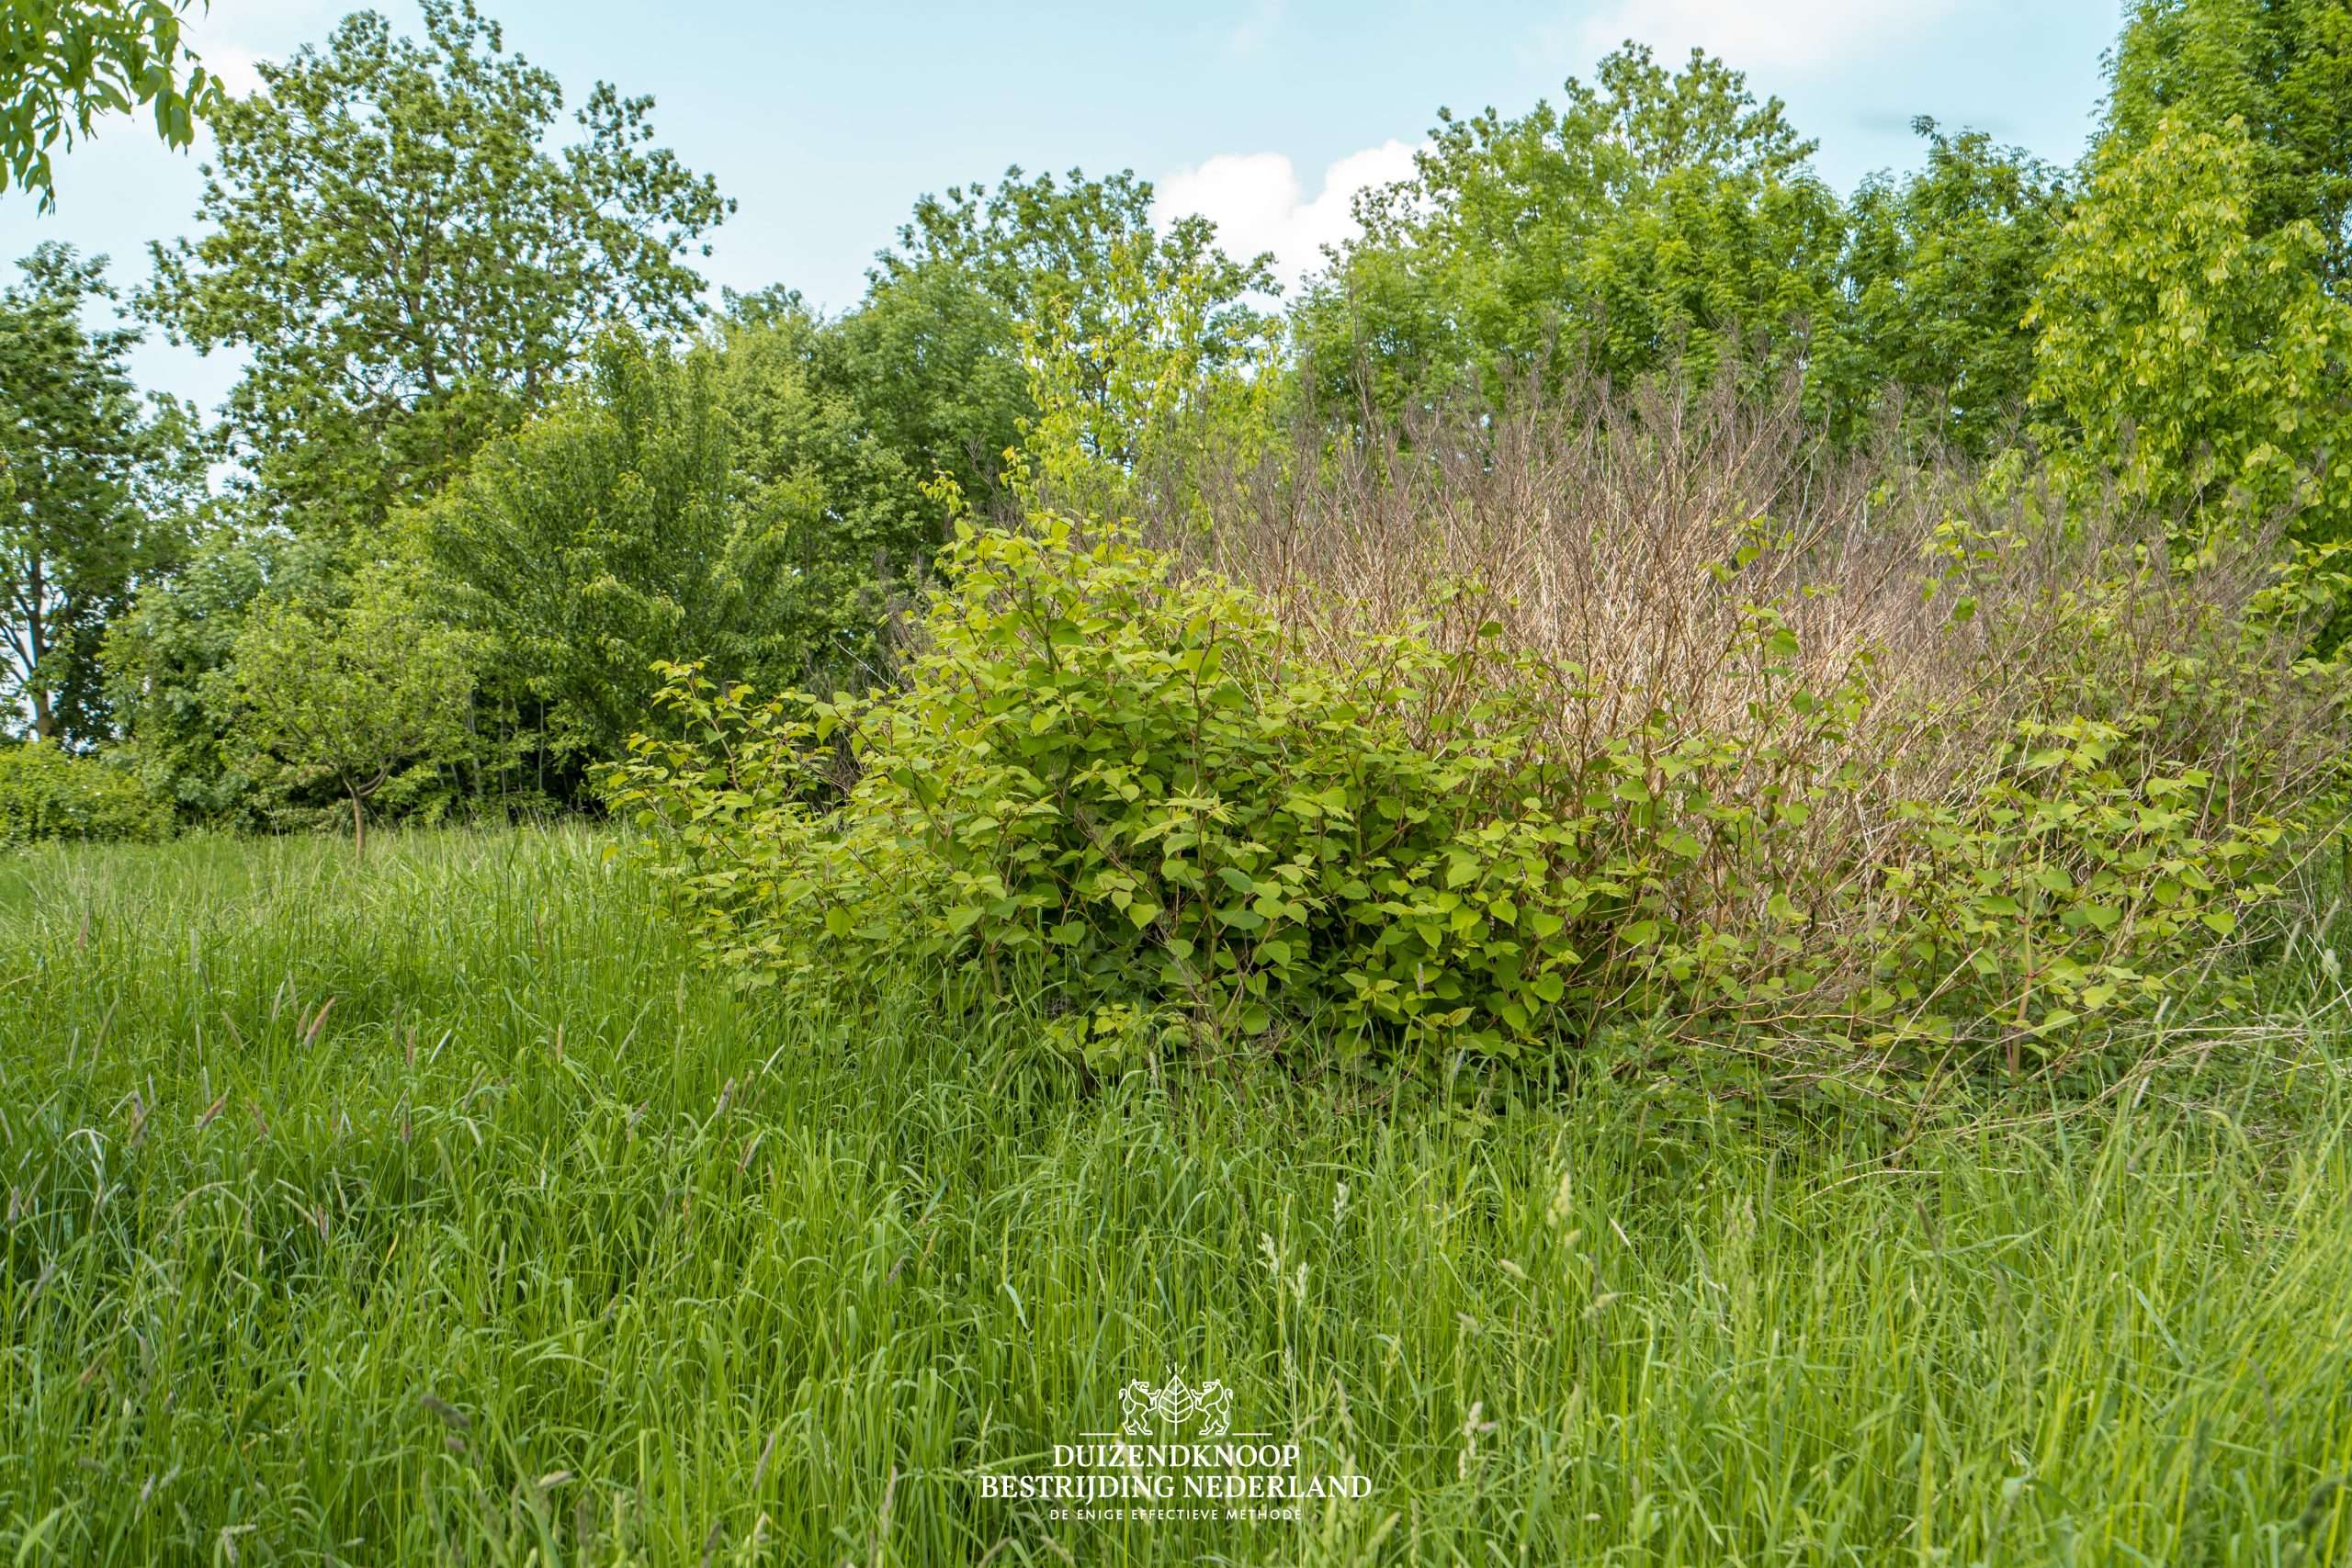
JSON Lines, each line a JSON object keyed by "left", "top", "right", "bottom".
{"left": 607, "top": 391, "right": 2349, "bottom": 1083}
{"left": 0, "top": 742, "right": 170, "bottom": 846}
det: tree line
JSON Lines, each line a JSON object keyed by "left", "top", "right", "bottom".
{"left": 3, "top": 0, "right": 2346, "bottom": 843}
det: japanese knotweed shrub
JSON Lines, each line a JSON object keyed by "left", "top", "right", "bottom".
{"left": 607, "top": 517, "right": 1644, "bottom": 1066}
{"left": 605, "top": 517, "right": 2335, "bottom": 1077}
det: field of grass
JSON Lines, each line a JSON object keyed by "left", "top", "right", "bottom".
{"left": 3, "top": 827, "right": 2349, "bottom": 1565}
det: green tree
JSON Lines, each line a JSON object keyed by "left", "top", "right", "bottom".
{"left": 419, "top": 327, "right": 926, "bottom": 781}
{"left": 869, "top": 166, "right": 1276, "bottom": 476}
{"left": 217, "top": 561, "right": 479, "bottom": 850}
{"left": 3, "top": 0, "right": 221, "bottom": 210}
{"left": 813, "top": 264, "right": 1030, "bottom": 517}
{"left": 718, "top": 168, "right": 1274, "bottom": 536}
{"left": 2024, "top": 0, "right": 2352, "bottom": 644}
{"left": 716, "top": 319, "right": 934, "bottom": 653}
{"left": 1295, "top": 45, "right": 1844, "bottom": 413}
{"left": 141, "top": 0, "right": 730, "bottom": 538}
{"left": 1, "top": 242, "right": 200, "bottom": 746}
{"left": 2106, "top": 0, "right": 2352, "bottom": 283}
{"left": 2028, "top": 114, "right": 2352, "bottom": 550}
{"left": 1012, "top": 220, "right": 1289, "bottom": 519}
{"left": 1832, "top": 119, "right": 2068, "bottom": 454}
{"left": 103, "top": 521, "right": 323, "bottom": 818}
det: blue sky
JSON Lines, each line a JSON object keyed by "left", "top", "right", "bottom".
{"left": 4, "top": 0, "right": 2126, "bottom": 413}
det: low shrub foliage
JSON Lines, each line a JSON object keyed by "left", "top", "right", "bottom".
{"left": 0, "top": 742, "right": 170, "bottom": 847}
{"left": 608, "top": 503, "right": 2346, "bottom": 1084}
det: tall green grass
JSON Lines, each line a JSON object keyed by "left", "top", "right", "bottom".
{"left": 2, "top": 828, "right": 2348, "bottom": 1565}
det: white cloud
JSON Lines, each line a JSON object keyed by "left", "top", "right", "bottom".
{"left": 1562, "top": 0, "right": 1961, "bottom": 73}
{"left": 1154, "top": 140, "right": 1421, "bottom": 288}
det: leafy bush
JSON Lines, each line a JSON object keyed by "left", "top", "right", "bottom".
{"left": 102, "top": 523, "right": 330, "bottom": 825}
{"left": 418, "top": 326, "right": 933, "bottom": 779}
{"left": 215, "top": 562, "right": 482, "bottom": 851}
{"left": 0, "top": 742, "right": 170, "bottom": 846}
{"left": 608, "top": 508, "right": 2345, "bottom": 1084}
{"left": 608, "top": 519, "right": 1607, "bottom": 1066}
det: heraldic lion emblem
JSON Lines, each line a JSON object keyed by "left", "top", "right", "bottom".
{"left": 1118, "top": 1374, "right": 1235, "bottom": 1437}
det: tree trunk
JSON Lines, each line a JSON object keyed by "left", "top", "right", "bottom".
{"left": 349, "top": 787, "right": 367, "bottom": 855}
{"left": 25, "top": 552, "right": 52, "bottom": 742}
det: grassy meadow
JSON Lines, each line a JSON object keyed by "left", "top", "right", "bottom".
{"left": 12, "top": 0, "right": 2352, "bottom": 1562}
{"left": 0, "top": 827, "right": 2346, "bottom": 1565}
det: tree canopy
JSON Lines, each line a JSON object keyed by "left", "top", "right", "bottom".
{"left": 1293, "top": 46, "right": 1842, "bottom": 412}
{"left": 1828, "top": 119, "right": 2067, "bottom": 454}
{"left": 140, "top": 0, "right": 730, "bottom": 538}
{"left": 1, "top": 243, "right": 198, "bottom": 746}
{"left": 2030, "top": 0, "right": 2352, "bottom": 602}
{"left": 419, "top": 325, "right": 928, "bottom": 779}
{"left": 216, "top": 559, "right": 479, "bottom": 849}
{"left": 10, "top": 0, "right": 2351, "bottom": 824}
